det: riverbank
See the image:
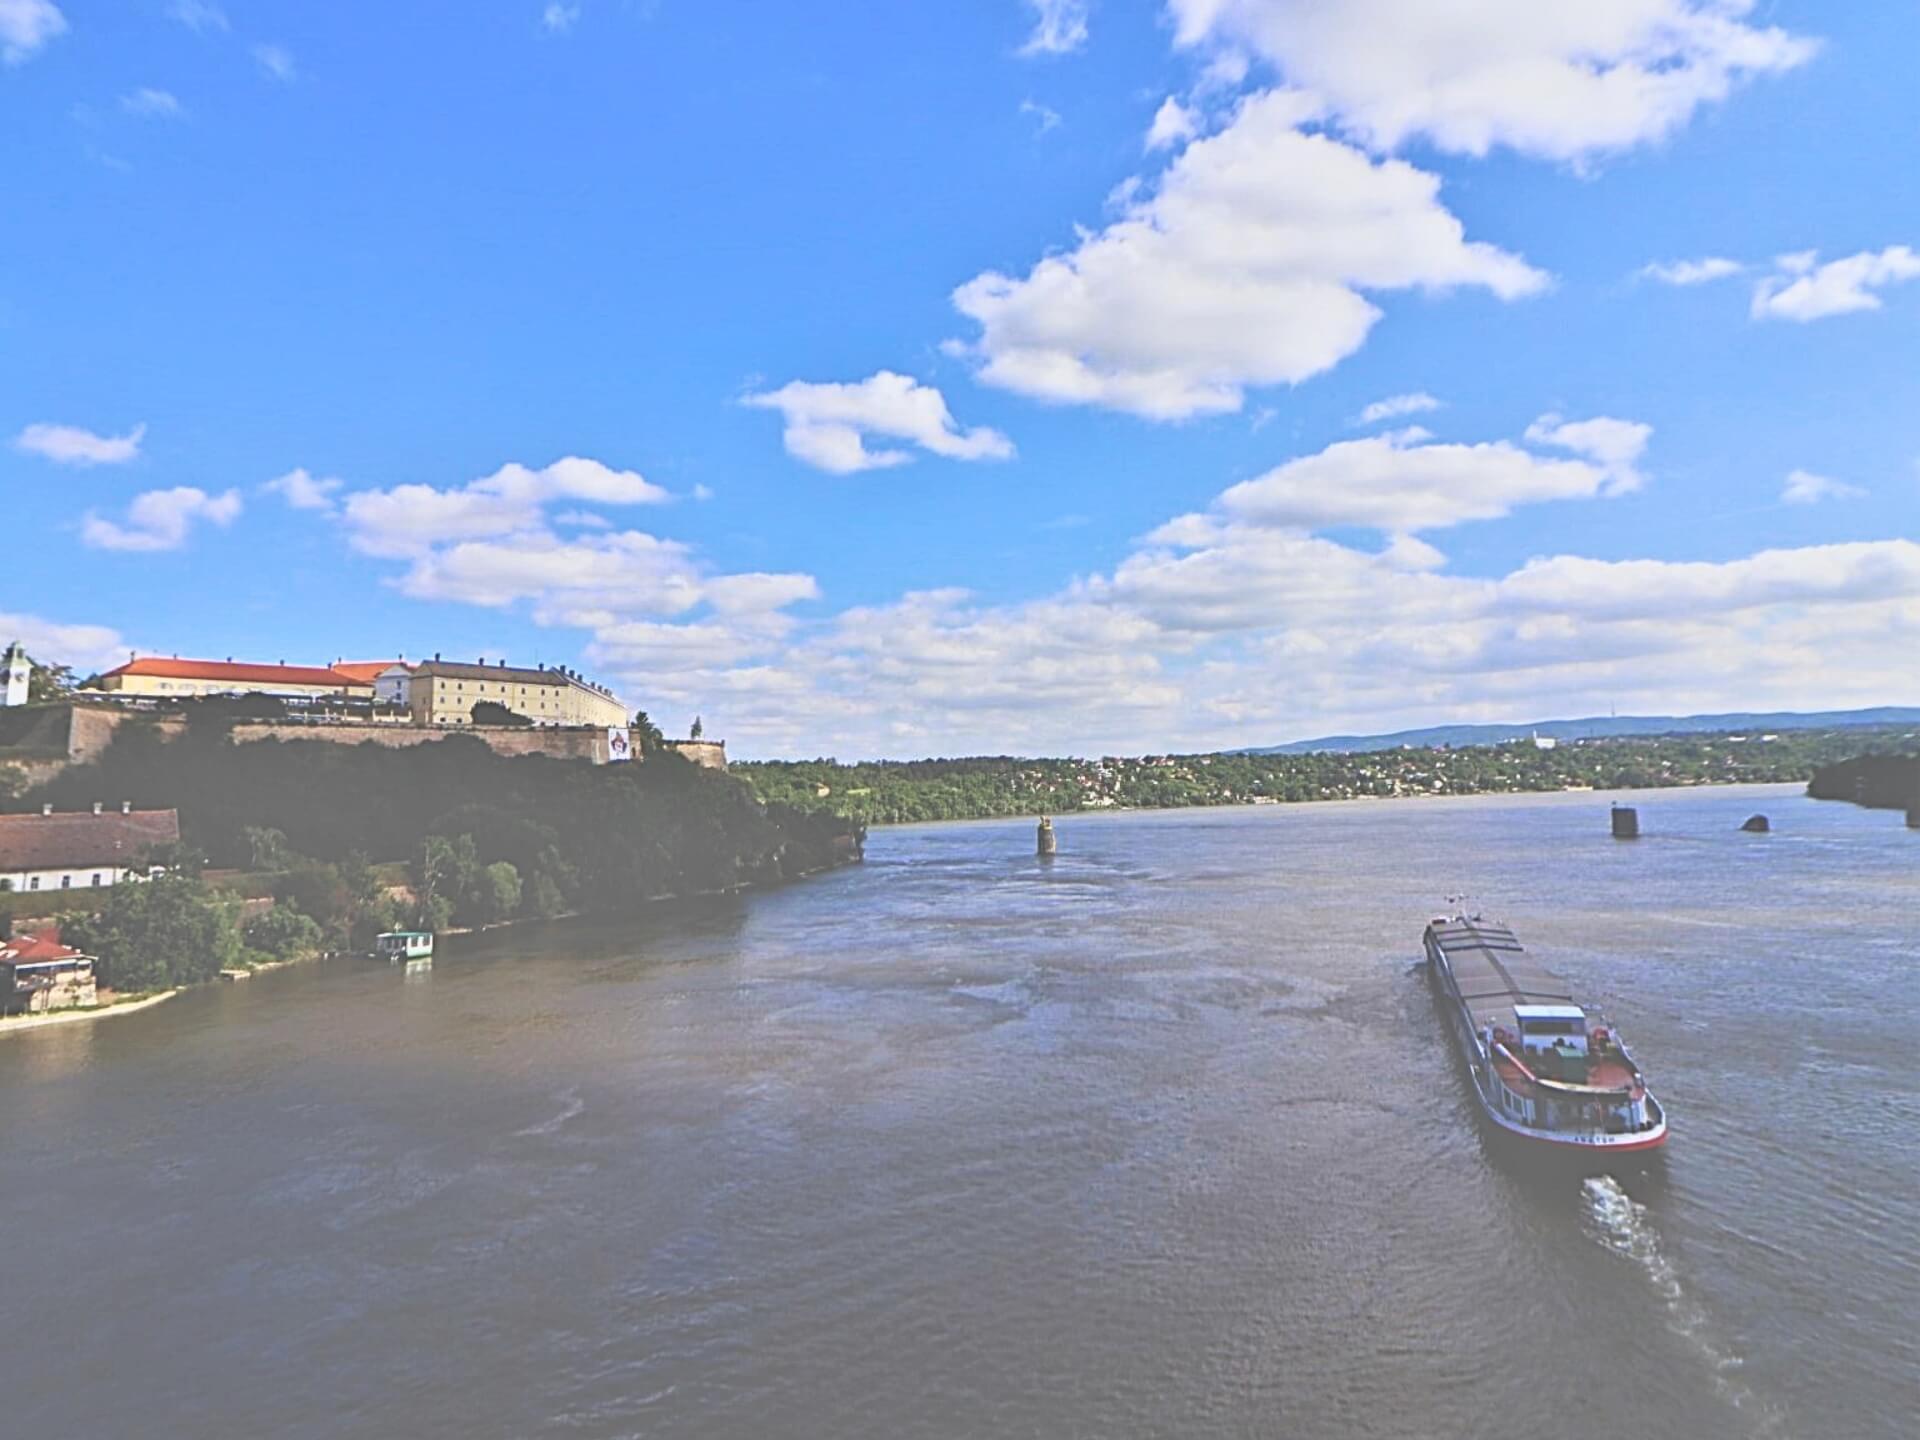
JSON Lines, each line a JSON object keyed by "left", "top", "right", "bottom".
{"left": 0, "top": 989, "right": 177, "bottom": 1037}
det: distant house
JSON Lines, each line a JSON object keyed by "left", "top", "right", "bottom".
{"left": 90, "top": 656, "right": 374, "bottom": 702}
{"left": 1, "top": 931, "right": 97, "bottom": 1014}
{"left": 0, "top": 806, "right": 181, "bottom": 895}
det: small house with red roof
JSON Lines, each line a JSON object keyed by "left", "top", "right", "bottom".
{"left": 91, "top": 656, "right": 374, "bottom": 702}
{"left": 1, "top": 929, "right": 97, "bottom": 1014}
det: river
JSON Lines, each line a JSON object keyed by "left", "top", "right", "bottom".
{"left": 3, "top": 783, "right": 1914, "bottom": 1439}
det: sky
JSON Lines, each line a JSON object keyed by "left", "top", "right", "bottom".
{"left": 3, "top": 0, "right": 1917, "bottom": 759}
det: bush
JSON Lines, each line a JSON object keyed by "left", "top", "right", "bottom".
{"left": 243, "top": 902, "right": 324, "bottom": 961}
{"left": 64, "top": 876, "right": 242, "bottom": 992}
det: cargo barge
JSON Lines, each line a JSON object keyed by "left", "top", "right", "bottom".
{"left": 1424, "top": 912, "right": 1667, "bottom": 1156}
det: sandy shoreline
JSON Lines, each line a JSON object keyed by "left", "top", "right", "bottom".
{"left": 0, "top": 989, "right": 178, "bottom": 1037}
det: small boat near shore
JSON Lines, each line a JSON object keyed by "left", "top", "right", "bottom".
{"left": 371, "top": 931, "right": 434, "bottom": 970}
{"left": 1424, "top": 911, "right": 1667, "bottom": 1159}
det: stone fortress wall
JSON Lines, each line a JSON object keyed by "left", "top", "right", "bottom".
{"left": 3, "top": 704, "right": 728, "bottom": 781}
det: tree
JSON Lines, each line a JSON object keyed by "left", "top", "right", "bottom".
{"left": 476, "top": 861, "right": 522, "bottom": 923}
{"left": 414, "top": 833, "right": 481, "bottom": 929}
{"left": 243, "top": 902, "right": 324, "bottom": 961}
{"left": 690, "top": 715, "right": 704, "bottom": 741}
{"left": 65, "top": 875, "right": 242, "bottom": 992}
{"left": 470, "top": 699, "right": 533, "bottom": 727}
{"left": 631, "top": 710, "right": 666, "bottom": 755}
{"left": 29, "top": 661, "right": 75, "bottom": 704}
{"left": 242, "top": 825, "right": 292, "bottom": 871}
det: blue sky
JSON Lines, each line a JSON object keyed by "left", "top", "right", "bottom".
{"left": 4, "top": 1, "right": 1917, "bottom": 757}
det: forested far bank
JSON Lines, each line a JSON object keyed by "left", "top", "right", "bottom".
{"left": 736, "top": 726, "right": 1914, "bottom": 826}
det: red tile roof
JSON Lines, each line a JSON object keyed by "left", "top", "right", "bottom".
{"left": 0, "top": 809, "right": 181, "bottom": 873}
{"left": 100, "top": 657, "right": 370, "bottom": 689}
{"left": 330, "top": 660, "right": 409, "bottom": 685}
{"left": 0, "top": 932, "right": 91, "bottom": 966}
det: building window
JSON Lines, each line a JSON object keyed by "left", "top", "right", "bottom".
{"left": 92, "top": 873, "right": 103, "bottom": 886}
{"left": 29, "top": 876, "right": 40, "bottom": 890}
{"left": 61, "top": 875, "right": 72, "bottom": 889}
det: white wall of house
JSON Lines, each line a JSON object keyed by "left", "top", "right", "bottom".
{"left": 0, "top": 865, "right": 148, "bottom": 894}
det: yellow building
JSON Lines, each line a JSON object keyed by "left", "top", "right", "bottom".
{"left": 91, "top": 657, "right": 373, "bottom": 701}
{"left": 381, "top": 658, "right": 628, "bottom": 729}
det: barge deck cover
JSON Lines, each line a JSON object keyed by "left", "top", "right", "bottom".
{"left": 1430, "top": 919, "right": 1576, "bottom": 1034}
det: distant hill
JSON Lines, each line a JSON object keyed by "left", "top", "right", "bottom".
{"left": 1243, "top": 707, "right": 1920, "bottom": 756}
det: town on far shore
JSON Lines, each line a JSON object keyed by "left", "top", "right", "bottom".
{"left": 0, "top": 640, "right": 727, "bottom": 1021}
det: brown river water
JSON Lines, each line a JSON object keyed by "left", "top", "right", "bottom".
{"left": 3, "top": 783, "right": 1915, "bottom": 1439}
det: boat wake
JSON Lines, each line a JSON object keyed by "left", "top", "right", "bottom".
{"left": 515, "top": 1085, "right": 587, "bottom": 1137}
{"left": 1580, "top": 1176, "right": 1786, "bottom": 1438}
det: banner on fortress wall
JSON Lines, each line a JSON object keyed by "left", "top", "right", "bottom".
{"left": 606, "top": 727, "right": 633, "bottom": 763}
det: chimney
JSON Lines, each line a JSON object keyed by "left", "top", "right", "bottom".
{"left": 92, "top": 802, "right": 103, "bottom": 815}
{"left": 121, "top": 801, "right": 132, "bottom": 814}
{"left": 41, "top": 803, "right": 53, "bottom": 816}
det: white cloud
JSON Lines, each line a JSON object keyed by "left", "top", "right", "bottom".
{"left": 950, "top": 89, "right": 1546, "bottom": 420}
{"left": 1210, "top": 417, "right": 1644, "bottom": 534}
{"left": 542, "top": 3, "right": 580, "bottom": 34}
{"left": 1781, "top": 469, "right": 1865, "bottom": 505}
{"left": 340, "top": 456, "right": 670, "bottom": 557}
{"left": 1751, "top": 246, "right": 1920, "bottom": 322}
{"left": 262, "top": 468, "right": 343, "bottom": 512}
{"left": 1522, "top": 413, "right": 1651, "bottom": 491}
{"left": 744, "top": 371, "right": 1015, "bottom": 474}
{"left": 253, "top": 43, "right": 295, "bottom": 82}
{"left": 81, "top": 487, "right": 242, "bottom": 552}
{"left": 14, "top": 421, "right": 146, "bottom": 466}
{"left": 121, "top": 88, "right": 185, "bottom": 119}
{"left": 1640, "top": 256, "right": 1743, "bottom": 286}
{"left": 1165, "top": 0, "right": 1817, "bottom": 162}
{"left": 0, "top": 611, "right": 129, "bottom": 673}
{"left": 1356, "top": 391, "right": 1440, "bottom": 426}
{"left": 1146, "top": 96, "right": 1200, "bottom": 151}
{"left": 165, "top": 1, "right": 227, "bottom": 32}
{"left": 1020, "top": 0, "right": 1089, "bottom": 57}
{"left": 0, "top": 0, "right": 65, "bottom": 65}
{"left": 1020, "top": 98, "right": 1062, "bottom": 134}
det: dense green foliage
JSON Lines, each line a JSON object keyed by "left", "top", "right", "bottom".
{"left": 64, "top": 875, "right": 242, "bottom": 991}
{"left": 18, "top": 720, "right": 862, "bottom": 930}
{"left": 1807, "top": 748, "right": 1920, "bottom": 811}
{"left": 739, "top": 727, "right": 1910, "bottom": 826}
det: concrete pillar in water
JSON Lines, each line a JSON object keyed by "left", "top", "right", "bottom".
{"left": 1611, "top": 805, "right": 1640, "bottom": 840}
{"left": 1907, "top": 805, "right": 1920, "bottom": 830}
{"left": 1036, "top": 816, "right": 1057, "bottom": 856}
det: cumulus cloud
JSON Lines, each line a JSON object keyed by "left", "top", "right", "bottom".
{"left": 1211, "top": 417, "right": 1644, "bottom": 534}
{"left": 1781, "top": 469, "right": 1864, "bottom": 505}
{"left": 541, "top": 3, "right": 579, "bottom": 34}
{"left": 0, "top": 610, "right": 129, "bottom": 673}
{"left": 1640, "top": 256, "right": 1743, "bottom": 286}
{"left": 262, "top": 468, "right": 343, "bottom": 512}
{"left": 1522, "top": 414, "right": 1650, "bottom": 491}
{"left": 1146, "top": 96, "right": 1201, "bottom": 150}
{"left": 81, "top": 487, "right": 242, "bottom": 552}
{"left": 1356, "top": 391, "right": 1440, "bottom": 426}
{"left": 0, "top": 0, "right": 65, "bottom": 64}
{"left": 950, "top": 89, "right": 1545, "bottom": 420}
{"left": 1751, "top": 246, "right": 1920, "bottom": 322}
{"left": 14, "top": 421, "right": 146, "bottom": 466}
{"left": 252, "top": 42, "right": 295, "bottom": 82}
{"left": 744, "top": 371, "right": 1015, "bottom": 474}
{"left": 121, "top": 88, "right": 184, "bottom": 119}
{"left": 1019, "top": 0, "right": 1089, "bottom": 56}
{"left": 341, "top": 456, "right": 670, "bottom": 557}
{"left": 1165, "top": 0, "right": 1817, "bottom": 162}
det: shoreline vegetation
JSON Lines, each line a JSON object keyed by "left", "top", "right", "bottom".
{"left": 0, "top": 708, "right": 864, "bottom": 1014}
{"left": 737, "top": 724, "right": 1918, "bottom": 827}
